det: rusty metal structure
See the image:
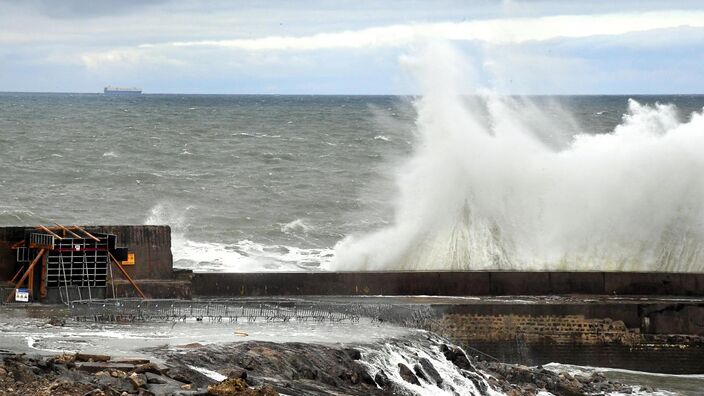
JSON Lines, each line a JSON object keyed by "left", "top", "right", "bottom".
{"left": 3, "top": 224, "right": 144, "bottom": 304}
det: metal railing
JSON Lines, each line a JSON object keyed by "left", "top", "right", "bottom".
{"left": 68, "top": 298, "right": 436, "bottom": 327}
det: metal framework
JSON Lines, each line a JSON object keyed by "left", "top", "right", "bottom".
{"left": 69, "top": 298, "right": 436, "bottom": 328}
{"left": 5, "top": 223, "right": 142, "bottom": 303}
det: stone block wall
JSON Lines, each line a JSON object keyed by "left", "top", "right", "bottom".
{"left": 433, "top": 313, "right": 642, "bottom": 345}
{"left": 431, "top": 312, "right": 704, "bottom": 374}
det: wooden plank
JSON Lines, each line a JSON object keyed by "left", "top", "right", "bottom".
{"left": 72, "top": 225, "right": 100, "bottom": 242}
{"left": 109, "top": 253, "right": 146, "bottom": 299}
{"left": 54, "top": 223, "right": 81, "bottom": 238}
{"left": 10, "top": 265, "right": 25, "bottom": 284}
{"left": 36, "top": 225, "right": 62, "bottom": 240}
{"left": 40, "top": 255, "right": 47, "bottom": 298}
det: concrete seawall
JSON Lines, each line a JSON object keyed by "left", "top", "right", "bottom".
{"left": 192, "top": 271, "right": 704, "bottom": 296}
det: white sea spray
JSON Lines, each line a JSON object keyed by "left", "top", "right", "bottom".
{"left": 334, "top": 43, "right": 704, "bottom": 272}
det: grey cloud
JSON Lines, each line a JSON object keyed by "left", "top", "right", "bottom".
{"left": 5, "top": 0, "right": 169, "bottom": 19}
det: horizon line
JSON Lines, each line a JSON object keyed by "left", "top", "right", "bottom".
{"left": 1, "top": 90, "right": 704, "bottom": 97}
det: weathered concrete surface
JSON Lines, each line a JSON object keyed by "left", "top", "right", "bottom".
{"left": 193, "top": 271, "right": 704, "bottom": 297}
{"left": 0, "top": 227, "right": 27, "bottom": 282}
{"left": 111, "top": 279, "right": 192, "bottom": 299}
{"left": 83, "top": 226, "right": 173, "bottom": 281}
{"left": 428, "top": 298, "right": 704, "bottom": 373}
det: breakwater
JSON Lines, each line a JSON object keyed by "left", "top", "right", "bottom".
{"left": 192, "top": 271, "right": 704, "bottom": 296}
{"left": 2, "top": 226, "right": 704, "bottom": 374}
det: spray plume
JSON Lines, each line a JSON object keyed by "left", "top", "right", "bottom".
{"left": 333, "top": 43, "right": 704, "bottom": 272}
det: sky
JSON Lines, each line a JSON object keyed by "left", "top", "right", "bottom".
{"left": 1, "top": 0, "right": 703, "bottom": 94}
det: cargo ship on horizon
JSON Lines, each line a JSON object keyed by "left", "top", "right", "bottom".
{"left": 103, "top": 86, "right": 142, "bottom": 95}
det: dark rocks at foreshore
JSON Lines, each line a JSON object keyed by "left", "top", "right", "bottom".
{"left": 0, "top": 340, "right": 656, "bottom": 396}
{"left": 0, "top": 352, "right": 278, "bottom": 396}
{"left": 151, "top": 339, "right": 649, "bottom": 396}
{"left": 472, "top": 356, "right": 654, "bottom": 396}
{"left": 150, "top": 341, "right": 382, "bottom": 396}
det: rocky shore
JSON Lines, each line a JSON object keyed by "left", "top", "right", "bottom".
{"left": 0, "top": 338, "right": 655, "bottom": 396}
{"left": 148, "top": 337, "right": 647, "bottom": 396}
{"left": 0, "top": 352, "right": 277, "bottom": 396}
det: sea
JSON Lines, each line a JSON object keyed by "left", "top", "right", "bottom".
{"left": 1, "top": 93, "right": 703, "bottom": 272}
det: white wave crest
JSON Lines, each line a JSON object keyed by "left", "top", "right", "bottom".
{"left": 281, "top": 218, "right": 312, "bottom": 234}
{"left": 171, "top": 237, "right": 333, "bottom": 272}
{"left": 145, "top": 203, "right": 332, "bottom": 272}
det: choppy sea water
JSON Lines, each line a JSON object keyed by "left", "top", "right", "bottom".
{"left": 1, "top": 93, "right": 703, "bottom": 271}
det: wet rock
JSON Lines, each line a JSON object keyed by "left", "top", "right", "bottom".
{"left": 145, "top": 372, "right": 168, "bottom": 384}
{"left": 344, "top": 348, "right": 362, "bottom": 360}
{"left": 76, "top": 353, "right": 112, "bottom": 362}
{"left": 93, "top": 374, "right": 137, "bottom": 394}
{"left": 145, "top": 382, "right": 190, "bottom": 395}
{"left": 134, "top": 362, "right": 165, "bottom": 375}
{"left": 207, "top": 377, "right": 280, "bottom": 395}
{"left": 418, "top": 358, "right": 443, "bottom": 385}
{"left": 398, "top": 363, "right": 420, "bottom": 386}
{"left": 110, "top": 370, "right": 128, "bottom": 378}
{"left": 374, "top": 370, "right": 390, "bottom": 388}
{"left": 412, "top": 364, "right": 429, "bottom": 383}
{"left": 164, "top": 366, "right": 216, "bottom": 388}
{"left": 129, "top": 372, "right": 148, "bottom": 388}
{"left": 152, "top": 341, "right": 382, "bottom": 395}
{"left": 556, "top": 378, "right": 584, "bottom": 396}
{"left": 441, "top": 344, "right": 475, "bottom": 371}
{"left": 359, "top": 368, "right": 376, "bottom": 385}
{"left": 207, "top": 377, "right": 248, "bottom": 395}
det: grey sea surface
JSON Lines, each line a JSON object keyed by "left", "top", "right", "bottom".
{"left": 1, "top": 93, "right": 703, "bottom": 271}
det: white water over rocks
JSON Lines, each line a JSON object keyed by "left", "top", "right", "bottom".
{"left": 335, "top": 44, "right": 704, "bottom": 272}
{"left": 359, "top": 337, "right": 503, "bottom": 396}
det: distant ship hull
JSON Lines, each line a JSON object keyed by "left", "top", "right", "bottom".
{"left": 104, "top": 86, "right": 142, "bottom": 95}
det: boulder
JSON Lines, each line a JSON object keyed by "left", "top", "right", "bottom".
{"left": 374, "top": 370, "right": 390, "bottom": 388}
{"left": 418, "top": 358, "right": 443, "bottom": 385}
{"left": 398, "top": 363, "right": 420, "bottom": 386}
{"left": 145, "top": 372, "right": 168, "bottom": 384}
{"left": 207, "top": 377, "right": 248, "bottom": 395}
{"left": 129, "top": 372, "right": 148, "bottom": 389}
{"left": 134, "top": 362, "right": 165, "bottom": 375}
{"left": 440, "top": 344, "right": 475, "bottom": 372}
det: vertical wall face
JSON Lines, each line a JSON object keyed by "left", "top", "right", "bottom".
{"left": 0, "top": 226, "right": 174, "bottom": 282}
{"left": 84, "top": 226, "right": 173, "bottom": 280}
{"left": 431, "top": 306, "right": 704, "bottom": 374}
{"left": 0, "top": 227, "right": 27, "bottom": 281}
